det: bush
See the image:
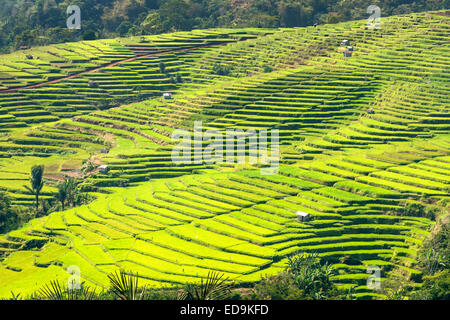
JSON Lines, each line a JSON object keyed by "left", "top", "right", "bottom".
{"left": 411, "top": 270, "right": 450, "bottom": 300}
{"left": 83, "top": 30, "right": 96, "bottom": 40}
{"left": 263, "top": 65, "right": 273, "bottom": 73}
{"left": 287, "top": 252, "right": 336, "bottom": 299}
{"left": 212, "top": 64, "right": 232, "bottom": 76}
{"left": 251, "top": 271, "right": 305, "bottom": 300}
{"left": 0, "top": 191, "right": 18, "bottom": 233}
{"left": 398, "top": 202, "right": 438, "bottom": 220}
{"left": 251, "top": 252, "right": 339, "bottom": 300}
{"left": 0, "top": 192, "right": 32, "bottom": 233}
{"left": 159, "top": 62, "right": 166, "bottom": 74}
{"left": 417, "top": 222, "right": 449, "bottom": 275}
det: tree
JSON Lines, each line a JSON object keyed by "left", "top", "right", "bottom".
{"left": 251, "top": 252, "right": 338, "bottom": 300}
{"left": 24, "top": 165, "right": 45, "bottom": 211}
{"left": 212, "top": 63, "right": 232, "bottom": 76}
{"left": 140, "top": 11, "right": 165, "bottom": 34}
{"left": 0, "top": 191, "right": 18, "bottom": 233}
{"left": 56, "top": 181, "right": 68, "bottom": 211}
{"left": 159, "top": 62, "right": 166, "bottom": 74}
{"left": 65, "top": 178, "right": 78, "bottom": 207}
{"left": 286, "top": 252, "right": 335, "bottom": 299}
{"left": 278, "top": 0, "right": 314, "bottom": 27}
{"left": 159, "top": 0, "right": 195, "bottom": 31}
{"left": 83, "top": 30, "right": 96, "bottom": 40}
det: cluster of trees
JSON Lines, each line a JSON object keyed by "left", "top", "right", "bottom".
{"left": 0, "top": 191, "right": 29, "bottom": 234}
{"left": 250, "top": 252, "right": 342, "bottom": 299}
{"left": 0, "top": 164, "right": 92, "bottom": 234}
{"left": 1, "top": 0, "right": 448, "bottom": 52}
{"left": 413, "top": 221, "right": 449, "bottom": 299}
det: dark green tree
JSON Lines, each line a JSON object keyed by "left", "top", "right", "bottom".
{"left": 56, "top": 181, "right": 68, "bottom": 211}
{"left": 159, "top": 62, "right": 166, "bottom": 74}
{"left": 83, "top": 30, "right": 97, "bottom": 40}
{"left": 0, "top": 191, "right": 18, "bottom": 233}
{"left": 24, "top": 165, "right": 45, "bottom": 211}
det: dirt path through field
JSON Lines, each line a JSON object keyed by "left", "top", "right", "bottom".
{"left": 0, "top": 40, "right": 241, "bottom": 94}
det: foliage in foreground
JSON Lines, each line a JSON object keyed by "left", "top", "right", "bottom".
{"left": 381, "top": 220, "right": 449, "bottom": 300}
{"left": 107, "top": 270, "right": 148, "bottom": 300}
{"left": 251, "top": 252, "right": 340, "bottom": 300}
{"left": 179, "top": 271, "right": 233, "bottom": 300}
{"left": 0, "top": 191, "right": 31, "bottom": 234}
{"left": 4, "top": 247, "right": 449, "bottom": 300}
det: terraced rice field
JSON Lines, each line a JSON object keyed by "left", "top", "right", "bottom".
{"left": 0, "top": 11, "right": 448, "bottom": 299}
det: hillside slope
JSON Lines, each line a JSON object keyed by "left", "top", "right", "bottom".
{"left": 0, "top": 10, "right": 448, "bottom": 299}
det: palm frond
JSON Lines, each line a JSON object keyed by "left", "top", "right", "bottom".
{"left": 107, "top": 270, "right": 147, "bottom": 300}
{"left": 37, "top": 281, "right": 66, "bottom": 300}
{"left": 8, "top": 291, "right": 21, "bottom": 300}
{"left": 34, "top": 280, "right": 97, "bottom": 300}
{"left": 180, "top": 271, "right": 232, "bottom": 300}
{"left": 23, "top": 185, "right": 34, "bottom": 194}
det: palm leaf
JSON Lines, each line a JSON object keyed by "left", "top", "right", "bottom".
{"left": 23, "top": 185, "right": 34, "bottom": 194}
{"left": 107, "top": 270, "right": 147, "bottom": 300}
{"left": 35, "top": 280, "right": 97, "bottom": 300}
{"left": 180, "top": 271, "right": 232, "bottom": 300}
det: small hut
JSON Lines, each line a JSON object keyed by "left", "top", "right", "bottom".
{"left": 20, "top": 46, "right": 29, "bottom": 50}
{"left": 88, "top": 80, "right": 98, "bottom": 88}
{"left": 163, "top": 92, "right": 173, "bottom": 99}
{"left": 100, "top": 148, "right": 110, "bottom": 154}
{"left": 344, "top": 46, "right": 354, "bottom": 57}
{"left": 26, "top": 54, "right": 34, "bottom": 60}
{"left": 340, "top": 39, "right": 350, "bottom": 46}
{"left": 98, "top": 165, "right": 109, "bottom": 173}
{"left": 295, "top": 211, "right": 311, "bottom": 222}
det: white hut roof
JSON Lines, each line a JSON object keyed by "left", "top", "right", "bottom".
{"left": 295, "top": 211, "right": 310, "bottom": 217}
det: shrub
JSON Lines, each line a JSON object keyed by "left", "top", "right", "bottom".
{"left": 287, "top": 252, "right": 336, "bottom": 299}
{"left": 0, "top": 191, "right": 21, "bottom": 233}
{"left": 251, "top": 252, "right": 338, "bottom": 300}
{"left": 417, "top": 222, "right": 449, "bottom": 275}
{"left": 398, "top": 202, "right": 438, "bottom": 220}
{"left": 159, "top": 62, "right": 166, "bottom": 74}
{"left": 251, "top": 271, "right": 305, "bottom": 300}
{"left": 263, "top": 65, "right": 273, "bottom": 73}
{"left": 83, "top": 30, "right": 96, "bottom": 40}
{"left": 212, "top": 64, "right": 232, "bottom": 76}
{"left": 412, "top": 270, "right": 450, "bottom": 300}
